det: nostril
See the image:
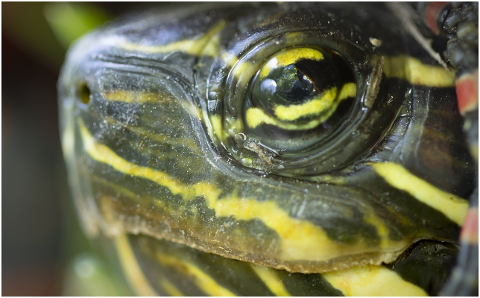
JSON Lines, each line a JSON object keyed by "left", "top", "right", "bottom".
{"left": 78, "top": 83, "right": 91, "bottom": 105}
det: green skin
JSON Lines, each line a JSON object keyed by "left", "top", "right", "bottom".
{"left": 59, "top": 3, "right": 475, "bottom": 296}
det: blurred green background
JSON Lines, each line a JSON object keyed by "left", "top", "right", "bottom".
{"left": 2, "top": 2, "right": 144, "bottom": 295}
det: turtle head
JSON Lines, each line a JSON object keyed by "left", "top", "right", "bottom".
{"left": 59, "top": 3, "right": 474, "bottom": 274}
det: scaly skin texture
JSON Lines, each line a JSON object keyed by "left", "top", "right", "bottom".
{"left": 59, "top": 3, "right": 477, "bottom": 295}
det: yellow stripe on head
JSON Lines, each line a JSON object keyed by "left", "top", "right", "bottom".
{"left": 382, "top": 55, "right": 456, "bottom": 87}
{"left": 118, "top": 21, "right": 226, "bottom": 56}
{"left": 371, "top": 162, "right": 468, "bottom": 225}
{"left": 102, "top": 90, "right": 160, "bottom": 103}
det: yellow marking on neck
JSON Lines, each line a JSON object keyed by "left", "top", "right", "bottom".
{"left": 323, "top": 265, "right": 428, "bottom": 296}
{"left": 79, "top": 119, "right": 407, "bottom": 262}
{"left": 275, "top": 83, "right": 356, "bottom": 121}
{"left": 250, "top": 264, "right": 290, "bottom": 296}
{"left": 382, "top": 55, "right": 456, "bottom": 87}
{"left": 371, "top": 162, "right": 468, "bottom": 225}
{"left": 260, "top": 48, "right": 324, "bottom": 78}
{"left": 160, "top": 279, "right": 183, "bottom": 296}
{"left": 119, "top": 21, "right": 226, "bottom": 56}
{"left": 156, "top": 253, "right": 235, "bottom": 296}
{"left": 114, "top": 234, "right": 157, "bottom": 296}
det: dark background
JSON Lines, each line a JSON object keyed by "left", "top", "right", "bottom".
{"left": 2, "top": 3, "right": 141, "bottom": 295}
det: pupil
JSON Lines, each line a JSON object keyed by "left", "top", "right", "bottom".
{"left": 285, "top": 68, "right": 315, "bottom": 102}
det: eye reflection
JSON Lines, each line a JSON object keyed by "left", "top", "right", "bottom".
{"left": 259, "top": 78, "right": 277, "bottom": 97}
{"left": 270, "top": 64, "right": 317, "bottom": 104}
{"left": 285, "top": 68, "right": 315, "bottom": 102}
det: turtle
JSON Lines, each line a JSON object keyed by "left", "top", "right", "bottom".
{"left": 58, "top": 2, "right": 478, "bottom": 296}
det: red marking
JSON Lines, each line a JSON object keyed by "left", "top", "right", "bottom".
{"left": 424, "top": 2, "right": 447, "bottom": 35}
{"left": 456, "top": 70, "right": 479, "bottom": 115}
{"left": 460, "top": 208, "right": 479, "bottom": 245}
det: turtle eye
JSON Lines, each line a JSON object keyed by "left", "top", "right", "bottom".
{"left": 205, "top": 35, "right": 371, "bottom": 174}
{"left": 244, "top": 47, "right": 356, "bottom": 152}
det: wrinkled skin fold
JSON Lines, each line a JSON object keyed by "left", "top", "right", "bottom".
{"left": 59, "top": 3, "right": 476, "bottom": 296}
